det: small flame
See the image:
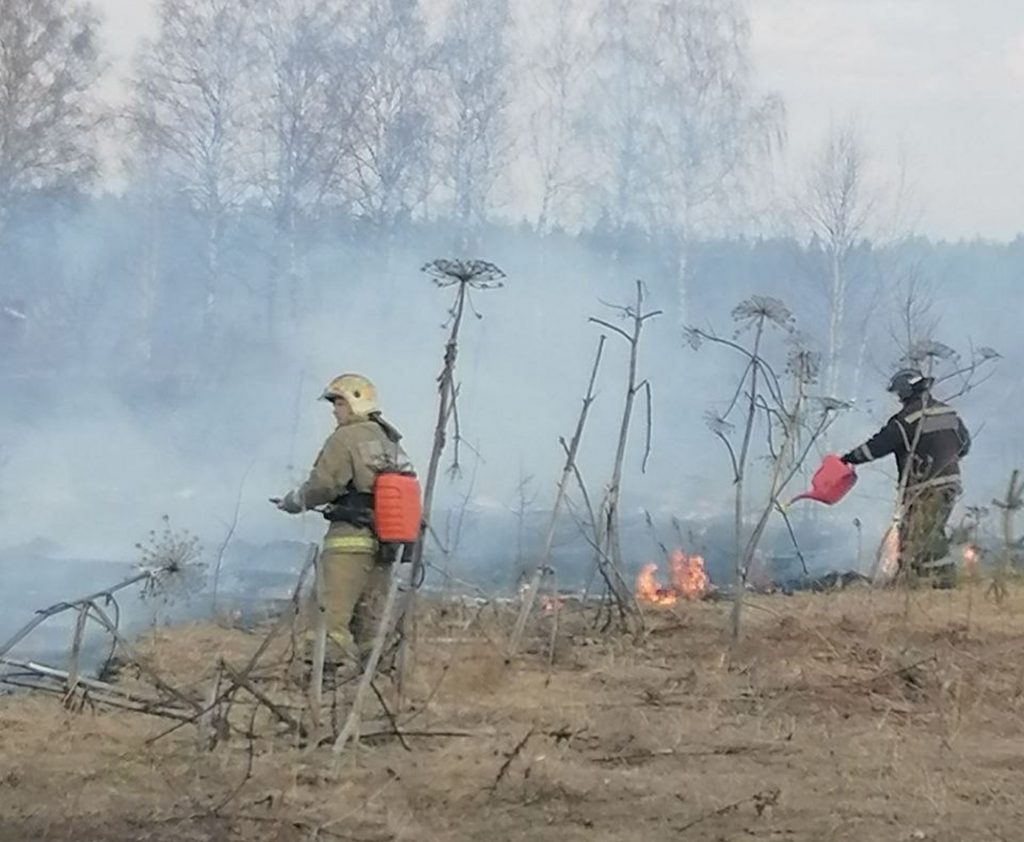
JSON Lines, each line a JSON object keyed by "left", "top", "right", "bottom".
{"left": 963, "top": 544, "right": 979, "bottom": 573}
{"left": 636, "top": 551, "right": 708, "bottom": 606}
{"left": 636, "top": 562, "right": 678, "bottom": 606}
{"left": 541, "top": 595, "right": 565, "bottom": 613}
{"left": 669, "top": 550, "right": 709, "bottom": 599}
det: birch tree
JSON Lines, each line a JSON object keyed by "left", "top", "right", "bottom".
{"left": 646, "top": 0, "right": 783, "bottom": 313}
{"left": 796, "top": 126, "right": 875, "bottom": 402}
{"left": 586, "top": 0, "right": 781, "bottom": 319}
{"left": 345, "top": 0, "right": 435, "bottom": 230}
{"left": 585, "top": 0, "right": 656, "bottom": 236}
{"left": 255, "top": 0, "right": 362, "bottom": 330}
{"left": 437, "top": 0, "right": 513, "bottom": 239}
{"left": 0, "top": 0, "right": 104, "bottom": 234}
{"left": 130, "top": 0, "right": 259, "bottom": 348}
{"left": 520, "top": 0, "right": 592, "bottom": 233}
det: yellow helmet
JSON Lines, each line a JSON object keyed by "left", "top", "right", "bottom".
{"left": 321, "top": 373, "right": 379, "bottom": 416}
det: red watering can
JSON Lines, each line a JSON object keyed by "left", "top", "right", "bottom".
{"left": 788, "top": 454, "right": 857, "bottom": 506}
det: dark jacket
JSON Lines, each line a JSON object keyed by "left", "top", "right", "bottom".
{"left": 842, "top": 394, "right": 970, "bottom": 489}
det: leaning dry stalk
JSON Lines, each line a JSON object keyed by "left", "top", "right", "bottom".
{"left": 0, "top": 570, "right": 152, "bottom": 659}
{"left": 333, "top": 545, "right": 407, "bottom": 759}
{"left": 307, "top": 549, "right": 328, "bottom": 734}
{"left": 509, "top": 335, "right": 606, "bottom": 657}
{"left": 65, "top": 606, "right": 89, "bottom": 697}
{"left": 394, "top": 291, "right": 461, "bottom": 698}
{"left": 396, "top": 260, "right": 504, "bottom": 698}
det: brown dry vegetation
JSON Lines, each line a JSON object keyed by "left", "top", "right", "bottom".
{"left": 3, "top": 582, "right": 1024, "bottom": 842}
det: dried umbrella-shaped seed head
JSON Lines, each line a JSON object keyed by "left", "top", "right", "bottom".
{"left": 731, "top": 296, "right": 794, "bottom": 331}
{"left": 421, "top": 259, "right": 506, "bottom": 290}
{"left": 135, "top": 517, "right": 207, "bottom": 603}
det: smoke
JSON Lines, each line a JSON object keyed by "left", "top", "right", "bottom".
{"left": 3, "top": 210, "right": 1019, "bottom": 599}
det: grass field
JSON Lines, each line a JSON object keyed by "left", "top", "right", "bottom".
{"left": 1, "top": 580, "right": 1023, "bottom": 841}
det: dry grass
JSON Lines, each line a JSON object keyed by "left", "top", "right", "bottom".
{"left": 3, "top": 582, "right": 1024, "bottom": 841}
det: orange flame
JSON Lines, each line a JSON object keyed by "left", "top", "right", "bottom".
{"left": 636, "top": 562, "right": 678, "bottom": 606}
{"left": 636, "top": 551, "right": 708, "bottom": 605}
{"left": 669, "top": 550, "right": 709, "bottom": 599}
{"left": 541, "top": 595, "right": 565, "bottom": 613}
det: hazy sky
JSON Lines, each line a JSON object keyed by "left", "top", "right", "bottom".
{"left": 92, "top": 0, "right": 1024, "bottom": 240}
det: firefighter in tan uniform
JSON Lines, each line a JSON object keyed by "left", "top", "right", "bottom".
{"left": 273, "top": 373, "right": 412, "bottom": 661}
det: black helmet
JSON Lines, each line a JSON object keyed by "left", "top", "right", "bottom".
{"left": 887, "top": 368, "right": 933, "bottom": 402}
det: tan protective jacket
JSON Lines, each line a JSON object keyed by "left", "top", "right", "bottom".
{"left": 281, "top": 416, "right": 412, "bottom": 517}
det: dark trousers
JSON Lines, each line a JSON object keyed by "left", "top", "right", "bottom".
{"left": 898, "top": 483, "right": 958, "bottom": 577}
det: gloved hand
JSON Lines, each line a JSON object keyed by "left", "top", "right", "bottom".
{"left": 269, "top": 493, "right": 303, "bottom": 514}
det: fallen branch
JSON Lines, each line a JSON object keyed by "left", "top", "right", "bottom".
{"left": 675, "top": 787, "right": 781, "bottom": 833}
{"left": 369, "top": 681, "right": 411, "bottom": 751}
{"left": 593, "top": 744, "right": 789, "bottom": 765}
{"left": 0, "top": 676, "right": 193, "bottom": 722}
{"left": 488, "top": 727, "right": 535, "bottom": 795}
{"left": 86, "top": 601, "right": 202, "bottom": 712}
{"left": 221, "top": 661, "right": 306, "bottom": 738}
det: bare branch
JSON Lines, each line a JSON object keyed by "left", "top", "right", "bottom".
{"left": 587, "top": 317, "right": 632, "bottom": 344}
{"left": 640, "top": 380, "right": 654, "bottom": 474}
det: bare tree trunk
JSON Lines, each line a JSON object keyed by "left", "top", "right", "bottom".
{"left": 138, "top": 183, "right": 161, "bottom": 366}
{"left": 826, "top": 249, "right": 845, "bottom": 399}
{"left": 203, "top": 208, "right": 223, "bottom": 353}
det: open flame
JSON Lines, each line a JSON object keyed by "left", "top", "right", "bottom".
{"left": 636, "top": 550, "right": 708, "bottom": 605}
{"left": 963, "top": 544, "right": 979, "bottom": 573}
{"left": 541, "top": 595, "right": 565, "bottom": 613}
{"left": 636, "top": 562, "right": 678, "bottom": 606}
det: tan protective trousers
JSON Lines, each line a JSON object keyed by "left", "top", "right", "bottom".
{"left": 314, "top": 524, "right": 391, "bottom": 657}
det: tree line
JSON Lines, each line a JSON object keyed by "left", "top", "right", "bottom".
{"left": 1, "top": 0, "right": 1018, "bottom": 411}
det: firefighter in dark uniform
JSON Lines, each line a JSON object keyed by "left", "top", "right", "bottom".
{"left": 841, "top": 368, "right": 971, "bottom": 587}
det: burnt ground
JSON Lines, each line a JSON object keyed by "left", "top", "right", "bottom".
{"left": 2, "top": 582, "right": 1024, "bottom": 842}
